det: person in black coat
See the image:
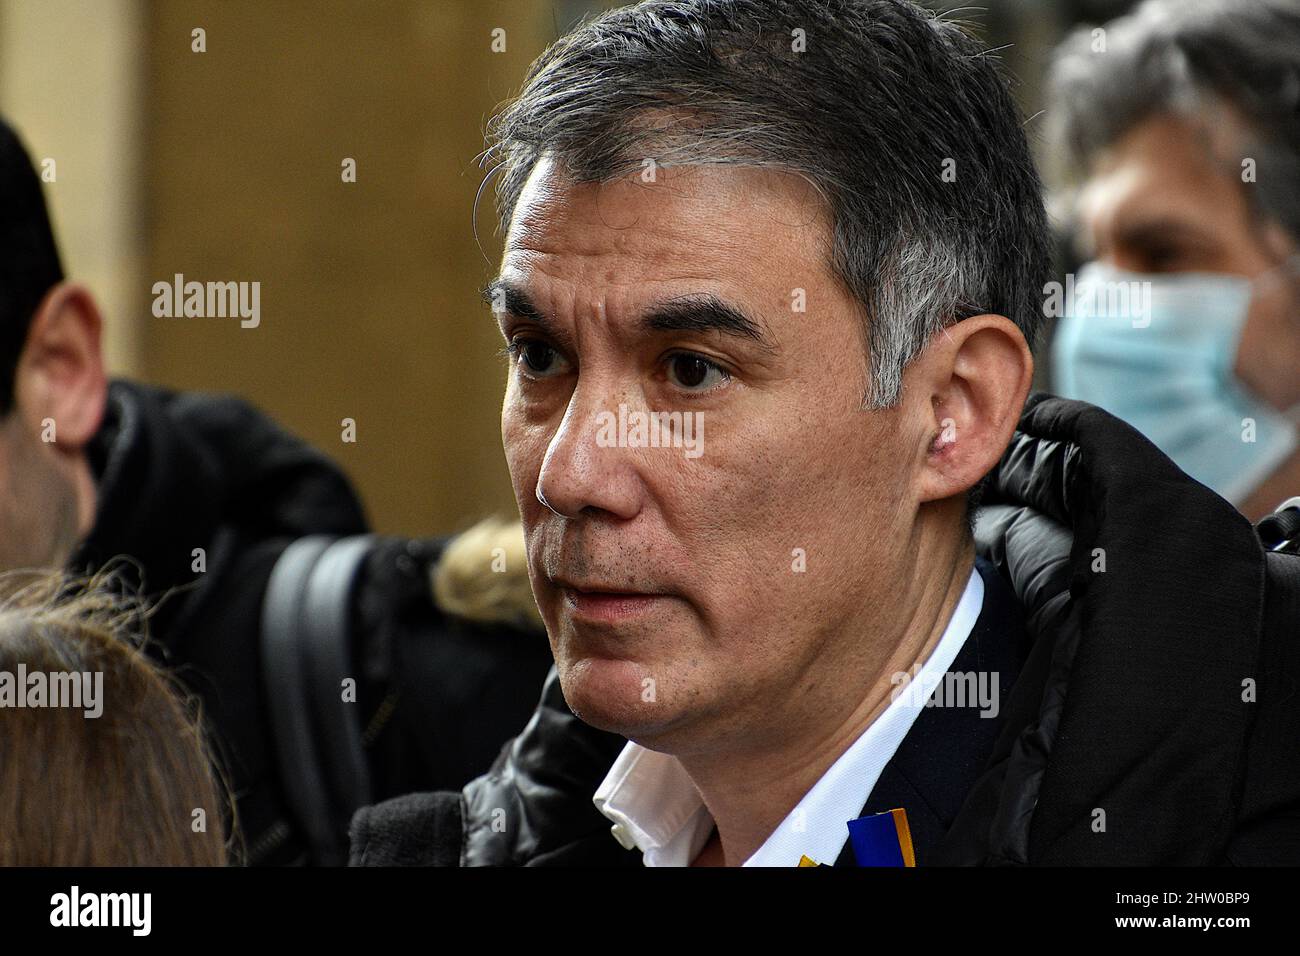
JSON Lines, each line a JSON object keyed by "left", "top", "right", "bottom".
{"left": 0, "top": 116, "right": 555, "bottom": 864}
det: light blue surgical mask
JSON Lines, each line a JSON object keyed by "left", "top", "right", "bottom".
{"left": 1051, "top": 260, "right": 1299, "bottom": 507}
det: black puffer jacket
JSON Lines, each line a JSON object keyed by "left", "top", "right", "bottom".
{"left": 349, "top": 394, "right": 1300, "bottom": 866}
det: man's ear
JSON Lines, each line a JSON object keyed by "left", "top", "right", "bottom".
{"left": 909, "top": 314, "right": 1033, "bottom": 504}
{"left": 13, "top": 282, "right": 108, "bottom": 452}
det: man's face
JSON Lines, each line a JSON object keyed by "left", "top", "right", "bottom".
{"left": 493, "top": 159, "right": 924, "bottom": 754}
{"left": 1077, "top": 113, "right": 1300, "bottom": 411}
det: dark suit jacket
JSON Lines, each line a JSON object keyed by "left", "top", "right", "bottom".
{"left": 831, "top": 555, "right": 1029, "bottom": 866}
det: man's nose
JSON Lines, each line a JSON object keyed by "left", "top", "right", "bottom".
{"left": 535, "top": 385, "right": 643, "bottom": 521}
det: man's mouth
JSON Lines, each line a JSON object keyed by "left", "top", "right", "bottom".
{"left": 551, "top": 578, "right": 670, "bottom": 624}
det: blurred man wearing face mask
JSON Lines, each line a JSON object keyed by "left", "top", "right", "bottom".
{"left": 1047, "top": 0, "right": 1300, "bottom": 521}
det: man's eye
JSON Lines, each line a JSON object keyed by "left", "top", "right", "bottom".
{"left": 1141, "top": 248, "right": 1182, "bottom": 272}
{"left": 507, "top": 338, "right": 569, "bottom": 377}
{"left": 666, "top": 352, "right": 730, "bottom": 391}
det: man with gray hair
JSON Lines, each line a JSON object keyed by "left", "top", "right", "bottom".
{"left": 1047, "top": 0, "right": 1300, "bottom": 520}
{"left": 351, "top": 0, "right": 1300, "bottom": 867}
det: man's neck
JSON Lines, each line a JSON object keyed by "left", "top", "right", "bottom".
{"left": 677, "top": 535, "right": 977, "bottom": 867}
{"left": 1241, "top": 446, "right": 1300, "bottom": 523}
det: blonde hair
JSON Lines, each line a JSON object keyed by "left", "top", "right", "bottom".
{"left": 431, "top": 517, "right": 543, "bottom": 630}
{"left": 0, "top": 568, "right": 235, "bottom": 865}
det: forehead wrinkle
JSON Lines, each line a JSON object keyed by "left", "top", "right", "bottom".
{"left": 489, "top": 277, "right": 784, "bottom": 376}
{"left": 502, "top": 167, "right": 835, "bottom": 354}
{"left": 507, "top": 207, "right": 708, "bottom": 272}
{"left": 507, "top": 169, "right": 771, "bottom": 273}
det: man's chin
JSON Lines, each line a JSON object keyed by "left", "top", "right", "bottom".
{"left": 559, "top": 655, "right": 670, "bottom": 736}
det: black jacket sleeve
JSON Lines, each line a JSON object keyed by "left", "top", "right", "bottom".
{"left": 349, "top": 791, "right": 464, "bottom": 866}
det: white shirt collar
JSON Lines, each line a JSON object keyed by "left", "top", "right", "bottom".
{"left": 592, "top": 564, "right": 986, "bottom": 866}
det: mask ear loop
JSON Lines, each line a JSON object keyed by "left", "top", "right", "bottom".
{"left": 1242, "top": 250, "right": 1300, "bottom": 340}
{"left": 1255, "top": 253, "right": 1300, "bottom": 422}
{"left": 1250, "top": 249, "right": 1300, "bottom": 290}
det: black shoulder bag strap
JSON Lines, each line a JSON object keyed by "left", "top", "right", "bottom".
{"left": 261, "top": 534, "right": 376, "bottom": 865}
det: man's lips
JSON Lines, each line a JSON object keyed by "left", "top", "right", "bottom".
{"left": 551, "top": 578, "right": 671, "bottom": 624}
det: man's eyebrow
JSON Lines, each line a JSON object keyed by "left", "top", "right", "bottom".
{"left": 1113, "top": 216, "right": 1216, "bottom": 250}
{"left": 481, "top": 278, "right": 570, "bottom": 344}
{"left": 480, "top": 280, "right": 775, "bottom": 351}
{"left": 481, "top": 279, "right": 543, "bottom": 322}
{"left": 639, "top": 293, "right": 776, "bottom": 351}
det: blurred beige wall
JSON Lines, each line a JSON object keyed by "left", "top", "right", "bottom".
{"left": 0, "top": 0, "right": 145, "bottom": 379}
{"left": 3, "top": 0, "right": 559, "bottom": 537}
{"left": 141, "top": 0, "right": 559, "bottom": 536}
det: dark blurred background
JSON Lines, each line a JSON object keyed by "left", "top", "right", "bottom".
{"left": 0, "top": 0, "right": 1134, "bottom": 536}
